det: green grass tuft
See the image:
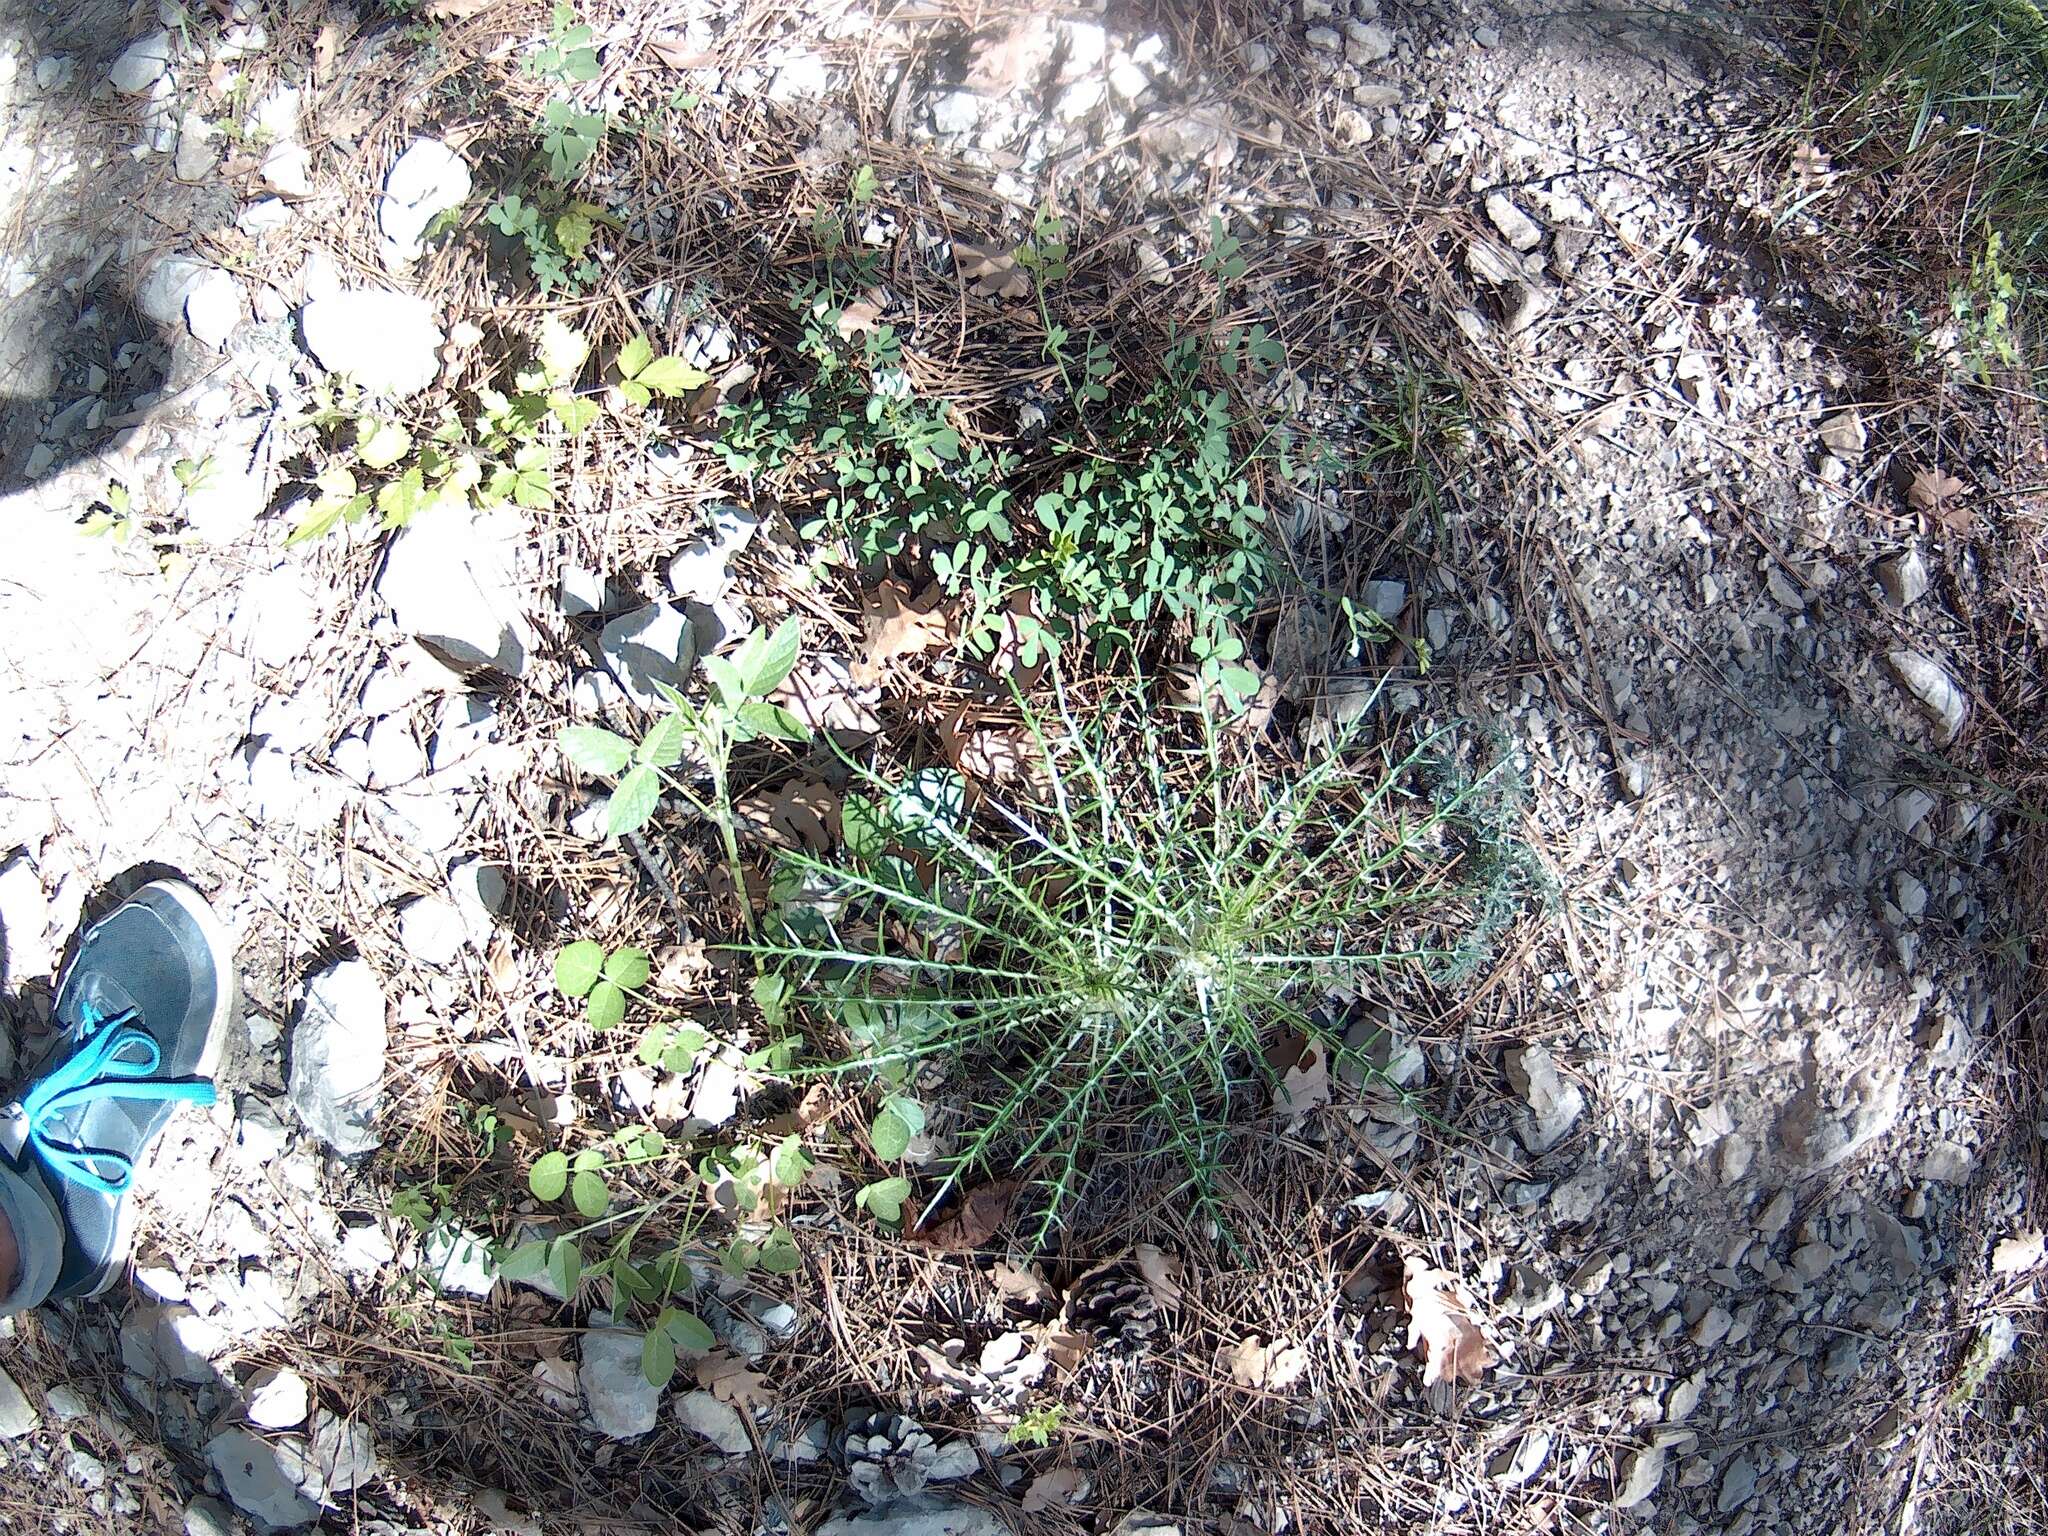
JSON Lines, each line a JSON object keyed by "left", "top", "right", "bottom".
{"left": 758, "top": 679, "right": 1538, "bottom": 1243}
{"left": 1822, "top": 0, "right": 2048, "bottom": 341}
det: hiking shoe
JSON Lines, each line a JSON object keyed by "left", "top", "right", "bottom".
{"left": 0, "top": 880, "right": 233, "bottom": 1301}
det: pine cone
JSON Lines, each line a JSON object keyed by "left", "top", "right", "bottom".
{"left": 839, "top": 1411, "right": 977, "bottom": 1504}
{"left": 1068, "top": 1265, "right": 1165, "bottom": 1350}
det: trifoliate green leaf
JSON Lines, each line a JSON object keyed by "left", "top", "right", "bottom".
{"left": 554, "top": 940, "right": 605, "bottom": 998}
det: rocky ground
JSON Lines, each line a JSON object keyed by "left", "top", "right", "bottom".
{"left": 0, "top": 1, "right": 2040, "bottom": 1534}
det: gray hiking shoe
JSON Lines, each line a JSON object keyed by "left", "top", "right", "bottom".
{"left": 0, "top": 880, "right": 233, "bottom": 1301}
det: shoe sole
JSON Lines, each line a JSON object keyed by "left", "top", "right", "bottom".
{"left": 77, "top": 879, "right": 237, "bottom": 1301}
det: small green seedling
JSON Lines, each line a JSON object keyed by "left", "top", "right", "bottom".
{"left": 528, "top": 1, "right": 600, "bottom": 81}
{"left": 286, "top": 319, "right": 596, "bottom": 545}
{"left": 538, "top": 97, "right": 607, "bottom": 180}
{"left": 81, "top": 482, "right": 139, "bottom": 541}
{"left": 172, "top": 455, "right": 219, "bottom": 497}
{"left": 554, "top": 939, "right": 650, "bottom": 1030}
{"left": 869, "top": 1094, "right": 925, "bottom": 1160}
{"left": 529, "top": 1145, "right": 615, "bottom": 1217}
{"left": 855, "top": 1176, "right": 912, "bottom": 1223}
{"left": 1006, "top": 1404, "right": 1067, "bottom": 1448}
{"left": 721, "top": 1224, "right": 802, "bottom": 1278}
{"left": 558, "top": 617, "right": 808, "bottom": 936}
{"left": 636, "top": 1018, "right": 710, "bottom": 1075}
{"left": 615, "top": 334, "right": 711, "bottom": 405}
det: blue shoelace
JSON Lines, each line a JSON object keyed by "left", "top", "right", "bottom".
{"left": 21, "top": 1003, "right": 216, "bottom": 1197}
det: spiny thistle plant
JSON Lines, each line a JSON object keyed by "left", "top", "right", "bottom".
{"left": 758, "top": 677, "right": 1537, "bottom": 1243}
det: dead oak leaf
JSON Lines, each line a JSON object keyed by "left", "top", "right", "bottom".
{"left": 771, "top": 655, "right": 882, "bottom": 741}
{"left": 850, "top": 580, "right": 953, "bottom": 685}
{"left": 1224, "top": 1335, "right": 1309, "bottom": 1392}
{"left": 734, "top": 779, "right": 840, "bottom": 852}
{"left": 986, "top": 590, "right": 1048, "bottom": 686}
{"left": 695, "top": 1350, "right": 775, "bottom": 1412}
{"left": 955, "top": 241, "right": 1032, "bottom": 301}
{"left": 649, "top": 33, "right": 715, "bottom": 68}
{"left": 837, "top": 295, "right": 884, "bottom": 341}
{"left": 1991, "top": 1229, "right": 2045, "bottom": 1275}
{"left": 311, "top": 22, "right": 344, "bottom": 79}
{"left": 906, "top": 1177, "right": 1022, "bottom": 1252}
{"left": 1789, "top": 142, "right": 1832, "bottom": 180}
{"left": 1905, "top": 463, "right": 1971, "bottom": 533}
{"left": 938, "top": 707, "right": 1044, "bottom": 790}
{"left": 1133, "top": 1243, "right": 1184, "bottom": 1313}
{"left": 1020, "top": 1467, "right": 1090, "bottom": 1514}
{"left": 1402, "top": 1256, "right": 1496, "bottom": 1386}
{"left": 1266, "top": 1032, "right": 1331, "bottom": 1122}
{"left": 1037, "top": 1325, "right": 1092, "bottom": 1371}
{"left": 758, "top": 1083, "right": 834, "bottom": 1140}
{"left": 965, "top": 15, "right": 1056, "bottom": 93}
{"left": 991, "top": 1260, "right": 1056, "bottom": 1307}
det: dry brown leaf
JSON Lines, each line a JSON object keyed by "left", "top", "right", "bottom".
{"left": 1789, "top": 142, "right": 1832, "bottom": 180}
{"left": 1224, "top": 1335, "right": 1309, "bottom": 1392}
{"left": 759, "top": 1083, "right": 834, "bottom": 1140}
{"left": 914, "top": 1341, "right": 998, "bottom": 1400}
{"left": 938, "top": 708, "right": 1044, "bottom": 790}
{"left": 850, "top": 580, "right": 953, "bottom": 685}
{"left": 649, "top": 1072, "right": 694, "bottom": 1125}
{"left": 532, "top": 1357, "right": 578, "bottom": 1413}
{"left": 955, "top": 241, "right": 1033, "bottom": 301}
{"left": 1991, "top": 1229, "right": 2045, "bottom": 1275}
{"left": 423, "top": 0, "right": 498, "bottom": 16}
{"left": 695, "top": 1350, "right": 774, "bottom": 1412}
{"left": 311, "top": 20, "right": 344, "bottom": 78}
{"left": 991, "top": 1261, "right": 1056, "bottom": 1306}
{"left": 487, "top": 936, "right": 519, "bottom": 991}
{"left": 656, "top": 941, "right": 712, "bottom": 993}
{"left": 1905, "top": 463, "right": 1970, "bottom": 532}
{"left": 1020, "top": 1467, "right": 1090, "bottom": 1514}
{"left": 905, "top": 1178, "right": 1022, "bottom": 1252}
{"left": 986, "top": 590, "right": 1048, "bottom": 685}
{"left": 1402, "top": 1256, "right": 1496, "bottom": 1386}
{"left": 1038, "top": 1326, "right": 1092, "bottom": 1371}
{"left": 772, "top": 656, "right": 882, "bottom": 741}
{"left": 735, "top": 780, "right": 840, "bottom": 852}
{"left": 1165, "top": 660, "right": 1276, "bottom": 734}
{"left": 1133, "top": 1244, "right": 1184, "bottom": 1313}
{"left": 1267, "top": 1033, "right": 1331, "bottom": 1122}
{"left": 965, "top": 15, "right": 1056, "bottom": 93}
{"left": 649, "top": 34, "right": 715, "bottom": 68}
{"left": 837, "top": 295, "right": 883, "bottom": 340}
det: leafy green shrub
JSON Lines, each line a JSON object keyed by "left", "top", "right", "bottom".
{"left": 286, "top": 320, "right": 704, "bottom": 544}
{"left": 482, "top": 4, "right": 612, "bottom": 293}
{"left": 757, "top": 679, "right": 1537, "bottom": 1241}
{"left": 715, "top": 220, "right": 1286, "bottom": 706}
